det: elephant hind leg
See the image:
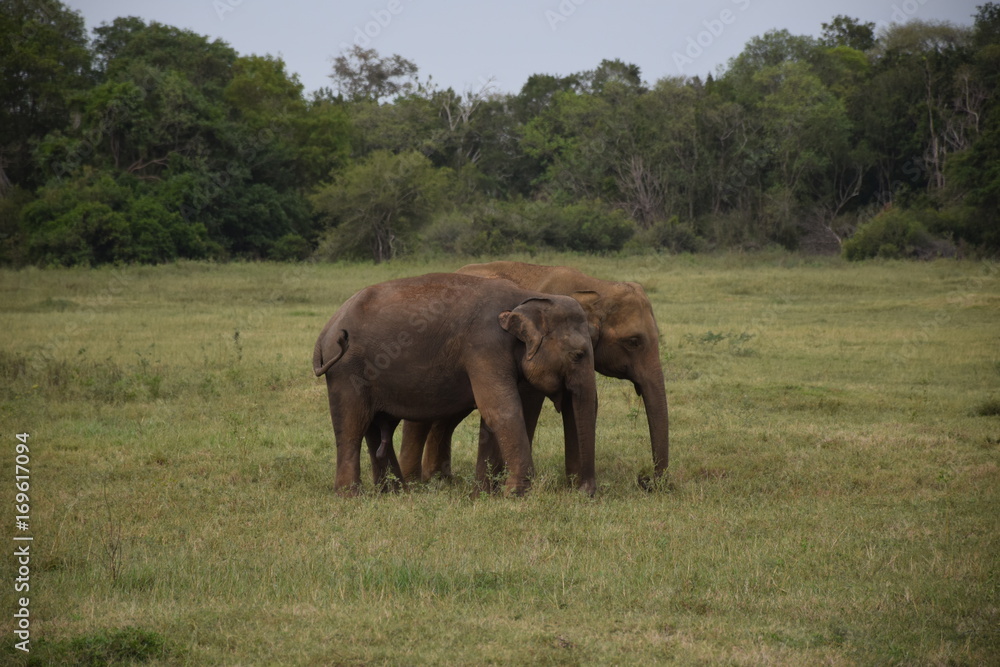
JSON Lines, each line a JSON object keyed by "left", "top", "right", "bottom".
{"left": 400, "top": 420, "right": 431, "bottom": 482}
{"left": 328, "top": 383, "right": 370, "bottom": 496}
{"left": 422, "top": 411, "right": 471, "bottom": 482}
{"left": 333, "top": 420, "right": 366, "bottom": 496}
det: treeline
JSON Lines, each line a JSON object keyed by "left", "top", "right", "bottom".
{"left": 1, "top": 1, "right": 998, "bottom": 266}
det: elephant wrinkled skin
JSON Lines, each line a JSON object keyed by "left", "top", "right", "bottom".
{"left": 314, "top": 273, "right": 599, "bottom": 496}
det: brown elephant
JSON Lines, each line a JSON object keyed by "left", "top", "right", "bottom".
{"left": 401, "top": 261, "right": 669, "bottom": 486}
{"left": 313, "top": 273, "right": 598, "bottom": 496}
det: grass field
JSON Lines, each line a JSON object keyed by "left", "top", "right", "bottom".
{"left": 1, "top": 252, "right": 998, "bottom": 665}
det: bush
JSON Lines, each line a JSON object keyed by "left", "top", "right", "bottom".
{"left": 535, "top": 200, "right": 636, "bottom": 253}
{"left": 421, "top": 206, "right": 540, "bottom": 256}
{"left": 627, "top": 216, "right": 704, "bottom": 253}
{"left": 269, "top": 233, "right": 312, "bottom": 261}
{"left": 420, "top": 199, "right": 636, "bottom": 257}
{"left": 20, "top": 172, "right": 210, "bottom": 266}
{"left": 843, "top": 208, "right": 950, "bottom": 260}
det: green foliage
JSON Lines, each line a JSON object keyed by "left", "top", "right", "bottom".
{"left": 821, "top": 15, "right": 877, "bottom": 51}
{"left": 1, "top": 3, "right": 996, "bottom": 264}
{"left": 269, "top": 233, "right": 312, "bottom": 261}
{"left": 0, "top": 0, "right": 94, "bottom": 190}
{"left": 330, "top": 45, "right": 418, "bottom": 102}
{"left": 535, "top": 200, "right": 636, "bottom": 252}
{"left": 20, "top": 172, "right": 209, "bottom": 265}
{"left": 421, "top": 199, "right": 635, "bottom": 256}
{"left": 842, "top": 208, "right": 946, "bottom": 260}
{"left": 312, "top": 150, "right": 450, "bottom": 263}
{"left": 629, "top": 216, "right": 703, "bottom": 253}
{"left": 422, "top": 204, "right": 539, "bottom": 256}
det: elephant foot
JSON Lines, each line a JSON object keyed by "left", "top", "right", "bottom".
{"left": 334, "top": 483, "right": 362, "bottom": 498}
{"left": 503, "top": 477, "right": 532, "bottom": 497}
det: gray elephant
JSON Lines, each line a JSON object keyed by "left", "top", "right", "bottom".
{"left": 313, "top": 273, "right": 598, "bottom": 496}
{"left": 402, "top": 261, "right": 669, "bottom": 487}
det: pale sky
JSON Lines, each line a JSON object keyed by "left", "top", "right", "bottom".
{"left": 63, "top": 0, "right": 981, "bottom": 95}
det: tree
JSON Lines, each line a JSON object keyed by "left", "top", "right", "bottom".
{"left": 329, "top": 46, "right": 418, "bottom": 103}
{"left": 821, "top": 15, "right": 876, "bottom": 51}
{"left": 727, "top": 29, "right": 819, "bottom": 84}
{"left": 871, "top": 21, "right": 974, "bottom": 194}
{"left": 21, "top": 170, "right": 209, "bottom": 265}
{"left": 311, "top": 150, "right": 449, "bottom": 263}
{"left": 224, "top": 54, "right": 305, "bottom": 130}
{"left": 93, "top": 17, "right": 236, "bottom": 93}
{"left": 292, "top": 97, "right": 352, "bottom": 186}
{"left": 972, "top": 2, "right": 1000, "bottom": 47}
{"left": 0, "top": 0, "right": 93, "bottom": 191}
{"left": 579, "top": 59, "right": 644, "bottom": 95}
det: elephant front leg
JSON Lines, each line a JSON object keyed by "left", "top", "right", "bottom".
{"left": 475, "top": 420, "right": 504, "bottom": 494}
{"left": 473, "top": 382, "right": 534, "bottom": 496}
{"left": 476, "top": 388, "right": 544, "bottom": 494}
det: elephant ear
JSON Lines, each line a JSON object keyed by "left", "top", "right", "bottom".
{"left": 571, "top": 290, "right": 603, "bottom": 344}
{"left": 498, "top": 297, "right": 551, "bottom": 361}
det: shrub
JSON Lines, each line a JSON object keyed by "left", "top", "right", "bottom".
{"left": 421, "top": 207, "right": 540, "bottom": 256}
{"left": 534, "top": 200, "right": 636, "bottom": 252}
{"left": 843, "top": 208, "right": 947, "bottom": 260}
{"left": 627, "top": 216, "right": 704, "bottom": 253}
{"left": 421, "top": 199, "right": 635, "bottom": 257}
{"left": 20, "top": 173, "right": 210, "bottom": 266}
{"left": 269, "top": 233, "right": 312, "bottom": 261}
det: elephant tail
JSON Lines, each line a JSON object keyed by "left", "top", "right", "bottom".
{"left": 313, "top": 329, "right": 349, "bottom": 376}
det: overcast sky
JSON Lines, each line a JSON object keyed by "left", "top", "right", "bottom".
{"left": 63, "top": 0, "right": 981, "bottom": 96}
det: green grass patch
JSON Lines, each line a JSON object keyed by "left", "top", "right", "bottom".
{"left": 1, "top": 254, "right": 997, "bottom": 664}
{"left": 2, "top": 627, "right": 175, "bottom": 666}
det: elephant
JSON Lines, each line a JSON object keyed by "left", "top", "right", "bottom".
{"left": 313, "top": 273, "right": 599, "bottom": 496}
{"left": 401, "top": 261, "right": 669, "bottom": 487}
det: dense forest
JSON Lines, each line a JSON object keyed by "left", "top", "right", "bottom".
{"left": 1, "top": 1, "right": 998, "bottom": 266}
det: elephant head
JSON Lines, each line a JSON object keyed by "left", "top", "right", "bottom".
{"left": 499, "top": 296, "right": 598, "bottom": 493}
{"left": 573, "top": 282, "right": 669, "bottom": 478}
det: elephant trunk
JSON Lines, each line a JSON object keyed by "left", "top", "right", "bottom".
{"left": 564, "top": 371, "right": 599, "bottom": 496}
{"left": 636, "top": 362, "right": 669, "bottom": 480}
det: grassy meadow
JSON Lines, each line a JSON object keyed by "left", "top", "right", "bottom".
{"left": 1, "top": 253, "right": 998, "bottom": 665}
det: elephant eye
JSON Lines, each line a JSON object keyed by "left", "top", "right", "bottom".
{"left": 623, "top": 336, "right": 643, "bottom": 350}
{"left": 570, "top": 349, "right": 587, "bottom": 363}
